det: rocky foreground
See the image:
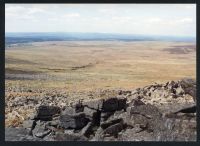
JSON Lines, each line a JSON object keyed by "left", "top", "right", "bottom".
{"left": 5, "top": 78, "right": 196, "bottom": 141}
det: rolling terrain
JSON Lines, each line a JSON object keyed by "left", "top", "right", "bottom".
{"left": 5, "top": 39, "right": 196, "bottom": 141}
{"left": 6, "top": 41, "right": 196, "bottom": 91}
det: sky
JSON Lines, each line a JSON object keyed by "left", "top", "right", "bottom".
{"left": 5, "top": 4, "right": 196, "bottom": 37}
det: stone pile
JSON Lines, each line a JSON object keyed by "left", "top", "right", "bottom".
{"left": 5, "top": 78, "right": 196, "bottom": 141}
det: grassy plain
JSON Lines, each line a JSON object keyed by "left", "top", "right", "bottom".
{"left": 5, "top": 41, "right": 196, "bottom": 92}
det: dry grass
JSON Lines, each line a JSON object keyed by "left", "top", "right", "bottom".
{"left": 5, "top": 41, "right": 196, "bottom": 92}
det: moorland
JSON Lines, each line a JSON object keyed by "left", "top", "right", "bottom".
{"left": 5, "top": 33, "right": 196, "bottom": 141}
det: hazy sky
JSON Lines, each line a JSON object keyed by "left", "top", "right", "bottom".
{"left": 5, "top": 4, "right": 196, "bottom": 37}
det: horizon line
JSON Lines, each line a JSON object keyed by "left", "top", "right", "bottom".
{"left": 5, "top": 31, "right": 196, "bottom": 38}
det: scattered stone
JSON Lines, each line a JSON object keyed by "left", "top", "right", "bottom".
{"left": 5, "top": 78, "right": 196, "bottom": 141}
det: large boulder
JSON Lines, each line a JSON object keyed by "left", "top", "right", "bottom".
{"left": 100, "top": 112, "right": 114, "bottom": 122}
{"left": 102, "top": 97, "right": 127, "bottom": 112}
{"left": 80, "top": 122, "right": 94, "bottom": 138}
{"left": 35, "top": 106, "right": 61, "bottom": 121}
{"left": 179, "top": 78, "right": 196, "bottom": 100}
{"left": 156, "top": 116, "right": 196, "bottom": 141}
{"left": 59, "top": 109, "right": 89, "bottom": 130}
{"left": 127, "top": 104, "right": 161, "bottom": 118}
{"left": 126, "top": 104, "right": 164, "bottom": 133}
{"left": 100, "top": 118, "right": 123, "bottom": 129}
{"left": 83, "top": 97, "right": 127, "bottom": 112}
{"left": 84, "top": 106, "right": 100, "bottom": 125}
{"left": 92, "top": 120, "right": 125, "bottom": 141}
{"left": 102, "top": 122, "right": 125, "bottom": 137}
{"left": 83, "top": 99, "right": 104, "bottom": 110}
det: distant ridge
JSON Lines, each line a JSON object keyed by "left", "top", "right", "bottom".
{"left": 5, "top": 32, "right": 195, "bottom": 46}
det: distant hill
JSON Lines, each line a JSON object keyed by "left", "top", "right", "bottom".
{"left": 5, "top": 32, "right": 196, "bottom": 46}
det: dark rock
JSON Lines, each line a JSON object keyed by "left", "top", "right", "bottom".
{"left": 118, "top": 90, "right": 123, "bottom": 95}
{"left": 84, "top": 106, "right": 100, "bottom": 125}
{"left": 107, "top": 110, "right": 129, "bottom": 124}
{"left": 129, "top": 114, "right": 148, "bottom": 128}
{"left": 35, "top": 106, "right": 61, "bottom": 121}
{"left": 180, "top": 78, "right": 195, "bottom": 88}
{"left": 126, "top": 104, "right": 165, "bottom": 134}
{"left": 83, "top": 99, "right": 104, "bottom": 110}
{"left": 92, "top": 122, "right": 125, "bottom": 140}
{"left": 174, "top": 104, "right": 196, "bottom": 114}
{"left": 118, "top": 97, "right": 127, "bottom": 110}
{"left": 100, "top": 112, "right": 114, "bottom": 122}
{"left": 167, "top": 81, "right": 178, "bottom": 90}
{"left": 102, "top": 97, "right": 126, "bottom": 112}
{"left": 84, "top": 97, "right": 127, "bottom": 112}
{"left": 187, "top": 88, "right": 196, "bottom": 101}
{"left": 80, "top": 122, "right": 94, "bottom": 137}
{"left": 28, "top": 89, "right": 32, "bottom": 92}
{"left": 128, "top": 104, "right": 161, "bottom": 118}
{"left": 59, "top": 111, "right": 89, "bottom": 129}
{"left": 102, "top": 98, "right": 118, "bottom": 112}
{"left": 163, "top": 103, "right": 196, "bottom": 118}
{"left": 100, "top": 118, "right": 123, "bottom": 129}
{"left": 102, "top": 122, "right": 125, "bottom": 137}
{"left": 72, "top": 100, "right": 84, "bottom": 113}
{"left": 179, "top": 78, "right": 196, "bottom": 100}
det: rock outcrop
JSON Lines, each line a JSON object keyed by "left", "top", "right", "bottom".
{"left": 5, "top": 78, "right": 196, "bottom": 141}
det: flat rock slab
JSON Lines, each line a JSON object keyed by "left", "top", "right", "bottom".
{"left": 100, "top": 118, "right": 123, "bottom": 129}
{"left": 84, "top": 106, "right": 100, "bottom": 125}
{"left": 83, "top": 97, "right": 127, "bottom": 112}
{"left": 83, "top": 99, "right": 104, "bottom": 110}
{"left": 59, "top": 112, "right": 89, "bottom": 129}
{"left": 35, "top": 106, "right": 61, "bottom": 121}
{"left": 128, "top": 104, "right": 161, "bottom": 118}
